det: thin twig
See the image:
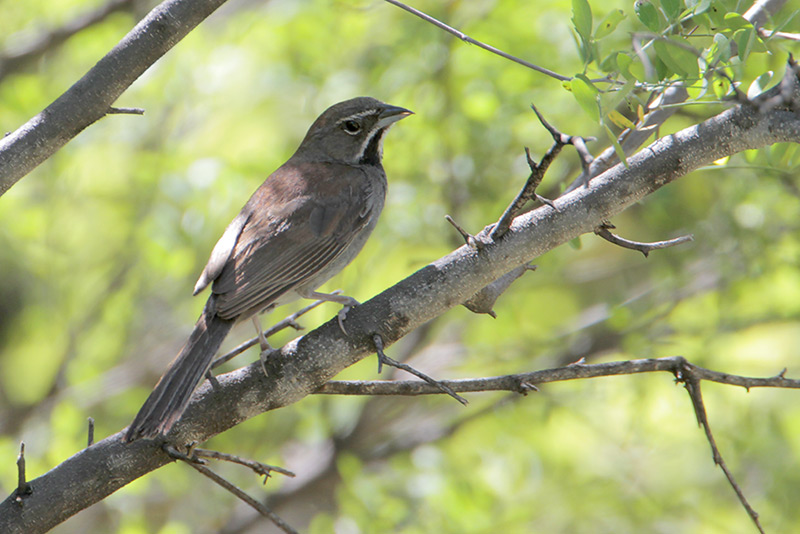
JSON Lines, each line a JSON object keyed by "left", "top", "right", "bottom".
{"left": 15, "top": 442, "right": 31, "bottom": 504}
{"left": 316, "top": 356, "right": 800, "bottom": 396}
{"left": 87, "top": 418, "right": 95, "bottom": 447}
{"left": 677, "top": 369, "right": 765, "bottom": 534}
{"left": 106, "top": 107, "right": 145, "bottom": 115}
{"left": 595, "top": 222, "right": 694, "bottom": 257}
{"left": 165, "top": 445, "right": 298, "bottom": 534}
{"left": 188, "top": 462, "right": 298, "bottom": 534}
{"left": 211, "top": 295, "right": 337, "bottom": 369}
{"left": 193, "top": 448, "right": 295, "bottom": 479}
{"left": 444, "top": 214, "right": 482, "bottom": 249}
{"left": 493, "top": 105, "right": 584, "bottom": 240}
{"left": 383, "top": 0, "right": 570, "bottom": 81}
{"left": 373, "top": 334, "right": 468, "bottom": 405}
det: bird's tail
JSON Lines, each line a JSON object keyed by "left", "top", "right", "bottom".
{"left": 125, "top": 297, "right": 235, "bottom": 442}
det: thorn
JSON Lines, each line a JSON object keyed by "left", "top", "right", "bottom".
{"left": 87, "top": 418, "right": 95, "bottom": 447}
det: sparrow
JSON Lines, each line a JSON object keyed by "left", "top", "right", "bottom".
{"left": 125, "top": 97, "right": 412, "bottom": 441}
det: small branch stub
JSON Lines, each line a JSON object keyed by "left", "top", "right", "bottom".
{"left": 15, "top": 442, "right": 31, "bottom": 504}
{"left": 462, "top": 264, "right": 536, "bottom": 318}
{"left": 595, "top": 221, "right": 694, "bottom": 257}
{"left": 87, "top": 418, "right": 95, "bottom": 447}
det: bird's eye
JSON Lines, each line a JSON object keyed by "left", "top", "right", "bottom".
{"left": 342, "top": 120, "right": 361, "bottom": 134}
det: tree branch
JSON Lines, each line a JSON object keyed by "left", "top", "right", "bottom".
{"left": 315, "top": 356, "right": 800, "bottom": 396}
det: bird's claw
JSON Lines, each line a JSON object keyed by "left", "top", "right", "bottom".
{"left": 337, "top": 305, "right": 353, "bottom": 335}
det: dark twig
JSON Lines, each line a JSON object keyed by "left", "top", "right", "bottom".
{"left": 87, "top": 418, "right": 95, "bottom": 447}
{"left": 192, "top": 448, "right": 295, "bottom": 480}
{"left": 15, "top": 442, "right": 31, "bottom": 504}
{"left": 595, "top": 222, "right": 694, "bottom": 257}
{"left": 189, "top": 462, "right": 297, "bottom": 533}
{"left": 165, "top": 445, "right": 298, "bottom": 534}
{"left": 211, "top": 295, "right": 337, "bottom": 370}
{"left": 492, "top": 105, "right": 590, "bottom": 240}
{"left": 316, "top": 356, "right": 800, "bottom": 396}
{"left": 106, "top": 107, "right": 145, "bottom": 115}
{"left": 373, "top": 334, "right": 467, "bottom": 405}
{"left": 383, "top": 0, "right": 571, "bottom": 82}
{"left": 444, "top": 214, "right": 482, "bottom": 249}
{"left": 676, "top": 368, "right": 766, "bottom": 534}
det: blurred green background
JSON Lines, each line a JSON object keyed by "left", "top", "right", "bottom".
{"left": 1, "top": 0, "right": 800, "bottom": 532}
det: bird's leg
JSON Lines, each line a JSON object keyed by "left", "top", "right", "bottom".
{"left": 251, "top": 316, "right": 272, "bottom": 351}
{"left": 298, "top": 290, "right": 360, "bottom": 334}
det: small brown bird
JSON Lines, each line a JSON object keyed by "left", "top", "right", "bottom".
{"left": 126, "top": 97, "right": 412, "bottom": 441}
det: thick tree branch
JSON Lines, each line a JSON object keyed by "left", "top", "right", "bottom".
{"left": 2, "top": 88, "right": 799, "bottom": 532}
{"left": 0, "top": 0, "right": 232, "bottom": 197}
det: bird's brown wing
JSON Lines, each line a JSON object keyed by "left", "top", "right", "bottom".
{"left": 208, "top": 162, "right": 378, "bottom": 321}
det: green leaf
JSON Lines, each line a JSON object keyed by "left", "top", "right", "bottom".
{"left": 686, "top": 0, "right": 711, "bottom": 13}
{"left": 570, "top": 74, "right": 600, "bottom": 121}
{"left": 635, "top": 1, "right": 661, "bottom": 32}
{"left": 734, "top": 28, "right": 755, "bottom": 62}
{"left": 595, "top": 9, "right": 626, "bottom": 39}
{"left": 604, "top": 125, "right": 629, "bottom": 167}
{"left": 607, "top": 109, "right": 636, "bottom": 130}
{"left": 723, "top": 12, "right": 753, "bottom": 31}
{"left": 653, "top": 38, "right": 699, "bottom": 79}
{"left": 572, "top": 0, "right": 593, "bottom": 40}
{"left": 747, "top": 71, "right": 774, "bottom": 99}
{"left": 708, "top": 32, "right": 731, "bottom": 64}
{"left": 661, "top": 0, "right": 681, "bottom": 20}
{"left": 616, "top": 52, "right": 633, "bottom": 78}
{"left": 707, "top": 1, "right": 726, "bottom": 26}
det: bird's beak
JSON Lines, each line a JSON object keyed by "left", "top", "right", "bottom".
{"left": 377, "top": 105, "right": 414, "bottom": 129}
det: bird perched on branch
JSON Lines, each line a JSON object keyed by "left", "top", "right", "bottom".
{"left": 126, "top": 97, "right": 412, "bottom": 441}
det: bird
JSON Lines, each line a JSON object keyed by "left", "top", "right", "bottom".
{"left": 125, "top": 97, "right": 412, "bottom": 441}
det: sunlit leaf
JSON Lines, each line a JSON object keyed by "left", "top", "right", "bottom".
{"left": 607, "top": 109, "right": 636, "bottom": 130}
{"left": 661, "top": 0, "right": 681, "bottom": 20}
{"left": 634, "top": 1, "right": 661, "bottom": 32}
{"left": 595, "top": 9, "right": 625, "bottom": 39}
{"left": 747, "top": 71, "right": 774, "bottom": 99}
{"left": 572, "top": 0, "right": 593, "bottom": 40}
{"left": 570, "top": 74, "right": 599, "bottom": 121}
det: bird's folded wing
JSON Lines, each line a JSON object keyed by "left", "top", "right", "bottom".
{"left": 211, "top": 165, "right": 374, "bottom": 320}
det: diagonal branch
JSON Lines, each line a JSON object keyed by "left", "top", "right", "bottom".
{"left": 383, "top": 0, "right": 571, "bottom": 82}
{"left": 677, "top": 370, "right": 765, "bottom": 534}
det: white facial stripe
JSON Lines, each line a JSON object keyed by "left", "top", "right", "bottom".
{"left": 335, "top": 109, "right": 379, "bottom": 127}
{"left": 354, "top": 122, "right": 390, "bottom": 163}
